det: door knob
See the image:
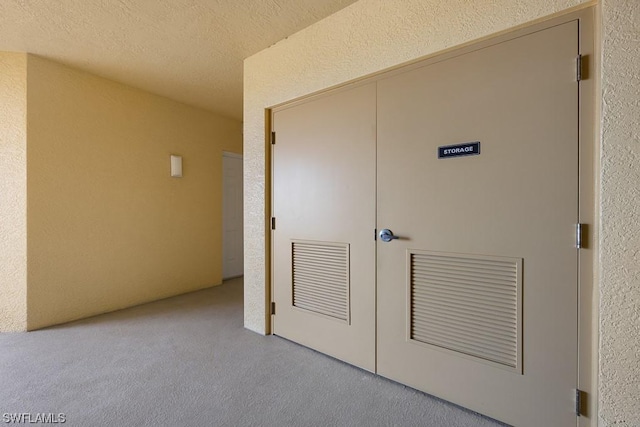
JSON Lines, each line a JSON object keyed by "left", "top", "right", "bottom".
{"left": 379, "top": 229, "right": 400, "bottom": 242}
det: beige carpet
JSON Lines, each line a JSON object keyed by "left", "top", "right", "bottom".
{"left": 0, "top": 278, "right": 505, "bottom": 426}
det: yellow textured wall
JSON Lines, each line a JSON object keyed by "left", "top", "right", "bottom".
{"left": 0, "top": 53, "right": 28, "bottom": 332}
{"left": 26, "top": 55, "right": 242, "bottom": 330}
{"left": 246, "top": 0, "right": 639, "bottom": 424}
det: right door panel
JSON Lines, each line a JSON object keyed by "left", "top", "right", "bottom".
{"left": 377, "top": 21, "right": 579, "bottom": 427}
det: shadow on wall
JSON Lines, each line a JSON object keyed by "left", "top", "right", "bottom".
{"left": 42, "top": 278, "right": 244, "bottom": 332}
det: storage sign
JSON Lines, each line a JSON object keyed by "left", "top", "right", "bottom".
{"left": 438, "top": 142, "right": 480, "bottom": 159}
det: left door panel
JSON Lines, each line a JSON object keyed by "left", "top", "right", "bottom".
{"left": 272, "top": 83, "right": 377, "bottom": 371}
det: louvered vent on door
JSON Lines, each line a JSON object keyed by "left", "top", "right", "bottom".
{"left": 292, "top": 241, "right": 350, "bottom": 322}
{"left": 409, "top": 251, "right": 522, "bottom": 372}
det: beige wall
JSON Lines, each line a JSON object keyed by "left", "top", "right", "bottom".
{"left": 24, "top": 55, "right": 242, "bottom": 330}
{"left": 599, "top": 0, "right": 640, "bottom": 425}
{"left": 244, "top": 0, "right": 639, "bottom": 425}
{"left": 0, "top": 53, "right": 28, "bottom": 332}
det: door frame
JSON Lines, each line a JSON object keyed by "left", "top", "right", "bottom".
{"left": 222, "top": 151, "right": 244, "bottom": 279}
{"left": 267, "top": 7, "right": 596, "bottom": 425}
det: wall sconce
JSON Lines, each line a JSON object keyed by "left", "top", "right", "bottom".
{"left": 170, "top": 155, "right": 182, "bottom": 178}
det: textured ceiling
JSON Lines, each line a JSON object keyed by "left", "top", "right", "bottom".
{"left": 0, "top": 0, "right": 358, "bottom": 119}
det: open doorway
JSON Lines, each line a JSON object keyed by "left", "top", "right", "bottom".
{"left": 223, "top": 152, "right": 243, "bottom": 279}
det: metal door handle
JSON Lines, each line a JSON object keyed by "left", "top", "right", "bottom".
{"left": 379, "top": 229, "right": 400, "bottom": 242}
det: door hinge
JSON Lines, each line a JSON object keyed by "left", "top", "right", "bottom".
{"left": 271, "top": 217, "right": 276, "bottom": 230}
{"left": 271, "top": 131, "right": 276, "bottom": 145}
{"left": 271, "top": 302, "right": 276, "bottom": 315}
{"left": 575, "top": 223, "right": 584, "bottom": 249}
{"left": 575, "top": 389, "right": 585, "bottom": 416}
{"left": 576, "top": 54, "right": 583, "bottom": 82}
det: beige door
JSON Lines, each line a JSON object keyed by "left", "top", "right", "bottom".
{"left": 271, "top": 83, "right": 377, "bottom": 371}
{"left": 376, "top": 21, "right": 579, "bottom": 426}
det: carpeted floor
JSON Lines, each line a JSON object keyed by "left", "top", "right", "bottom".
{"left": 0, "top": 278, "right": 506, "bottom": 426}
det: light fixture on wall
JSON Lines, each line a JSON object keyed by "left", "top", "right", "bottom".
{"left": 170, "top": 155, "right": 183, "bottom": 178}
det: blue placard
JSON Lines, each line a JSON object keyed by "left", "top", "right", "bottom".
{"left": 438, "top": 142, "right": 481, "bottom": 159}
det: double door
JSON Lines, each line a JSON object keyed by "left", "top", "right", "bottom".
{"left": 272, "top": 20, "right": 580, "bottom": 427}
